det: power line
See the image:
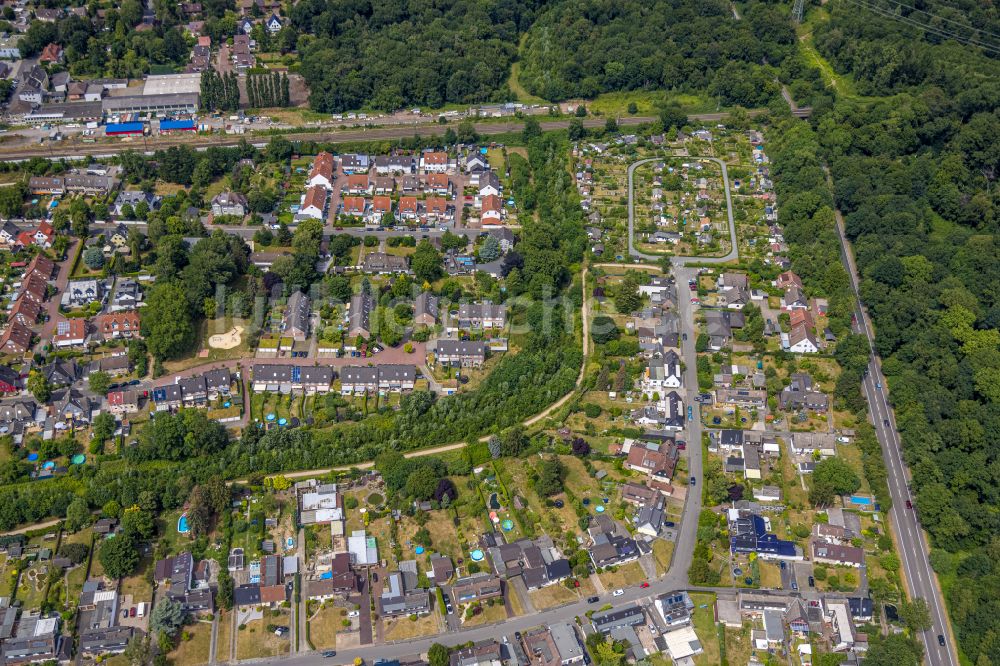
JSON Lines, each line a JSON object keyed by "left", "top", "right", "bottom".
{"left": 838, "top": 0, "right": 1000, "bottom": 53}
{"left": 875, "top": 0, "right": 1000, "bottom": 41}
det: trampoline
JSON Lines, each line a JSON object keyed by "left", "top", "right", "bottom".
{"left": 501, "top": 519, "right": 514, "bottom": 531}
{"left": 26, "top": 453, "right": 38, "bottom": 462}
{"left": 415, "top": 546, "right": 425, "bottom": 554}
{"left": 582, "top": 498, "right": 591, "bottom": 506}
{"left": 177, "top": 513, "right": 190, "bottom": 534}
{"left": 71, "top": 454, "right": 85, "bottom": 465}
{"left": 470, "top": 549, "right": 485, "bottom": 561}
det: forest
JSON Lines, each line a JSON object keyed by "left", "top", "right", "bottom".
{"left": 294, "top": 0, "right": 545, "bottom": 112}
{"left": 770, "top": 0, "right": 1000, "bottom": 662}
{"left": 517, "top": 0, "right": 794, "bottom": 105}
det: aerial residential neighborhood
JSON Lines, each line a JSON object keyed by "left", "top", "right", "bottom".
{"left": 0, "top": 0, "right": 984, "bottom": 664}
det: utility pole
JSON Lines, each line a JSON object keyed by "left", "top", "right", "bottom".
{"left": 793, "top": 0, "right": 805, "bottom": 24}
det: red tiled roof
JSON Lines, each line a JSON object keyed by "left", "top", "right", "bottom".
{"left": 398, "top": 196, "right": 418, "bottom": 214}
{"left": 481, "top": 194, "right": 502, "bottom": 213}
{"left": 423, "top": 151, "right": 448, "bottom": 165}
{"left": 426, "top": 197, "right": 447, "bottom": 214}
{"left": 310, "top": 151, "right": 334, "bottom": 181}
{"left": 96, "top": 311, "right": 141, "bottom": 335}
{"left": 372, "top": 196, "right": 391, "bottom": 213}
{"left": 342, "top": 196, "right": 365, "bottom": 214}
{"left": 0, "top": 322, "right": 33, "bottom": 353}
{"left": 53, "top": 318, "right": 86, "bottom": 342}
{"left": 302, "top": 185, "right": 328, "bottom": 212}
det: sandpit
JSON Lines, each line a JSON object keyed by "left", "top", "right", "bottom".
{"left": 208, "top": 326, "right": 244, "bottom": 350}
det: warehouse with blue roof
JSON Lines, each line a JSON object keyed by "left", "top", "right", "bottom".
{"left": 105, "top": 122, "right": 144, "bottom": 136}
{"left": 159, "top": 119, "right": 196, "bottom": 132}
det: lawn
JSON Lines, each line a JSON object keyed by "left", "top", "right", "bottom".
{"left": 652, "top": 540, "right": 674, "bottom": 576}
{"left": 383, "top": 613, "right": 441, "bottom": 641}
{"left": 689, "top": 592, "right": 721, "bottom": 666}
{"left": 422, "top": 510, "right": 463, "bottom": 563}
{"left": 236, "top": 617, "right": 290, "bottom": 660}
{"left": 215, "top": 611, "right": 232, "bottom": 662}
{"left": 725, "top": 626, "right": 752, "bottom": 666}
{"left": 169, "top": 620, "right": 213, "bottom": 666}
{"left": 307, "top": 605, "right": 342, "bottom": 650}
{"left": 529, "top": 583, "right": 584, "bottom": 610}
{"left": 462, "top": 602, "right": 507, "bottom": 626}
{"left": 759, "top": 562, "right": 782, "bottom": 590}
{"left": 15, "top": 566, "right": 48, "bottom": 610}
{"left": 120, "top": 556, "right": 153, "bottom": 603}
{"left": 597, "top": 561, "right": 645, "bottom": 590}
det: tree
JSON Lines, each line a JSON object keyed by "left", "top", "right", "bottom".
{"left": 900, "top": 598, "right": 932, "bottom": 632}
{"left": 92, "top": 412, "right": 115, "bottom": 442}
{"left": 604, "top": 118, "right": 618, "bottom": 134}
{"left": 88, "top": 371, "right": 112, "bottom": 395}
{"left": 500, "top": 425, "right": 527, "bottom": 457}
{"left": 591, "top": 315, "right": 620, "bottom": 344}
{"left": 404, "top": 465, "right": 439, "bottom": 501}
{"left": 487, "top": 434, "right": 501, "bottom": 459}
{"left": 26, "top": 371, "right": 49, "bottom": 402}
{"left": 150, "top": 598, "right": 185, "bottom": 637}
{"left": 123, "top": 635, "right": 151, "bottom": 666}
{"left": 575, "top": 105, "right": 587, "bottom": 117}
{"left": 64, "top": 496, "right": 91, "bottom": 531}
{"left": 568, "top": 118, "right": 586, "bottom": 141}
{"left": 99, "top": 533, "right": 140, "bottom": 579}
{"left": 522, "top": 117, "right": 541, "bottom": 142}
{"left": 479, "top": 235, "right": 500, "bottom": 262}
{"left": 142, "top": 282, "right": 196, "bottom": 360}
{"left": 120, "top": 506, "right": 155, "bottom": 539}
{"left": 83, "top": 246, "right": 105, "bottom": 270}
{"left": 429, "top": 643, "right": 450, "bottom": 666}
{"left": 535, "top": 457, "right": 566, "bottom": 496}
{"left": 411, "top": 240, "right": 443, "bottom": 283}
{"left": 659, "top": 104, "right": 687, "bottom": 132}
{"left": 614, "top": 275, "right": 641, "bottom": 313}
{"left": 812, "top": 457, "right": 861, "bottom": 497}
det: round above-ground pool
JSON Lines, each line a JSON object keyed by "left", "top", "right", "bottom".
{"left": 27, "top": 453, "right": 38, "bottom": 462}
{"left": 501, "top": 519, "right": 514, "bottom": 531}
{"left": 278, "top": 418, "right": 287, "bottom": 426}
{"left": 266, "top": 413, "right": 276, "bottom": 421}
{"left": 470, "top": 549, "right": 485, "bottom": 561}
{"left": 177, "top": 513, "right": 190, "bottom": 534}
{"left": 223, "top": 402, "right": 231, "bottom": 408}
{"left": 71, "top": 454, "right": 85, "bottom": 465}
{"left": 415, "top": 546, "right": 425, "bottom": 554}
{"left": 595, "top": 505, "right": 606, "bottom": 513}
{"left": 42, "top": 461, "right": 54, "bottom": 470}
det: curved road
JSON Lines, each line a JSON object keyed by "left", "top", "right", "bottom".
{"left": 626, "top": 157, "right": 738, "bottom": 266}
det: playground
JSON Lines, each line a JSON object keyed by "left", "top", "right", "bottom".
{"left": 208, "top": 326, "right": 245, "bottom": 350}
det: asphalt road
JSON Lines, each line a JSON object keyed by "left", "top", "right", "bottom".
{"left": 833, "top": 206, "right": 956, "bottom": 666}
{"left": 626, "top": 156, "right": 739, "bottom": 265}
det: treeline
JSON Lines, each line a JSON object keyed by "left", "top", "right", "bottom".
{"left": 517, "top": 0, "right": 793, "bottom": 106}
{"left": 247, "top": 71, "right": 290, "bottom": 109}
{"left": 200, "top": 68, "right": 241, "bottom": 112}
{"left": 781, "top": 3, "right": 1000, "bottom": 663}
{"left": 293, "top": 0, "right": 545, "bottom": 112}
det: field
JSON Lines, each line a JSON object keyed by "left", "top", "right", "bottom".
{"left": 236, "top": 616, "right": 290, "bottom": 660}
{"left": 169, "top": 620, "right": 213, "bottom": 666}
{"left": 383, "top": 613, "right": 441, "bottom": 641}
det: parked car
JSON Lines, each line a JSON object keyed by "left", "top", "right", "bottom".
{"left": 347, "top": 611, "right": 360, "bottom": 618}
{"left": 664, "top": 521, "right": 675, "bottom": 528}
{"left": 587, "top": 596, "right": 600, "bottom": 603}
{"left": 836, "top": 436, "right": 851, "bottom": 443}
{"left": 612, "top": 589, "right": 625, "bottom": 597}
{"left": 791, "top": 581, "right": 798, "bottom": 591}
{"left": 640, "top": 582, "right": 649, "bottom": 588}
{"left": 808, "top": 576, "right": 815, "bottom": 587}
{"left": 323, "top": 651, "right": 337, "bottom": 658}
{"left": 690, "top": 477, "right": 696, "bottom": 485}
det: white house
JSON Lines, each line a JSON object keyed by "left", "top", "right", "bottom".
{"left": 785, "top": 324, "right": 818, "bottom": 354}
{"left": 299, "top": 185, "right": 328, "bottom": 220}
{"left": 640, "top": 350, "right": 682, "bottom": 393}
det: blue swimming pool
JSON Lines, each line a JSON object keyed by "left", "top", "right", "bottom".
{"left": 177, "top": 513, "right": 190, "bottom": 534}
